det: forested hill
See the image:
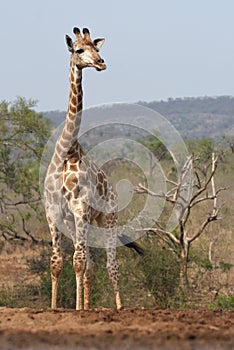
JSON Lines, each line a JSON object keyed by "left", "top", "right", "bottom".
{"left": 139, "top": 96, "right": 234, "bottom": 139}
{"left": 43, "top": 96, "right": 234, "bottom": 139}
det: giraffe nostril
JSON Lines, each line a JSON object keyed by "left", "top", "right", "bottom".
{"left": 97, "top": 59, "right": 104, "bottom": 64}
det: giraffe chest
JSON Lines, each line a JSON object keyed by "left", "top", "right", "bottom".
{"left": 62, "top": 156, "right": 117, "bottom": 214}
{"left": 62, "top": 156, "right": 93, "bottom": 201}
{"left": 44, "top": 155, "right": 117, "bottom": 231}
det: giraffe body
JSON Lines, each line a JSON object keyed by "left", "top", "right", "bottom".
{"left": 44, "top": 28, "right": 122, "bottom": 310}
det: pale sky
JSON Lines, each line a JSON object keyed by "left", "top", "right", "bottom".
{"left": 0, "top": 0, "right": 234, "bottom": 111}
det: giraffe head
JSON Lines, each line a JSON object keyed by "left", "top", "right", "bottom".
{"left": 66, "top": 27, "right": 106, "bottom": 71}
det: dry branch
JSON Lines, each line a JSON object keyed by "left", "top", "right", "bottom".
{"left": 135, "top": 152, "right": 225, "bottom": 289}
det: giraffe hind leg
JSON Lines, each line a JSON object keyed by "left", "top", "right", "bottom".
{"left": 72, "top": 204, "right": 91, "bottom": 310}
{"left": 84, "top": 247, "right": 95, "bottom": 310}
{"left": 106, "top": 246, "right": 122, "bottom": 310}
{"left": 96, "top": 213, "right": 122, "bottom": 310}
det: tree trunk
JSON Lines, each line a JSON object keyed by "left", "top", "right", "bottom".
{"left": 149, "top": 153, "right": 156, "bottom": 176}
{"left": 180, "top": 243, "right": 189, "bottom": 290}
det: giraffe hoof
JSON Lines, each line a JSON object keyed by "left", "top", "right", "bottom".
{"left": 117, "top": 305, "right": 123, "bottom": 311}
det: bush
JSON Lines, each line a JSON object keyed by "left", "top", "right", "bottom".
{"left": 0, "top": 284, "right": 41, "bottom": 308}
{"left": 137, "top": 239, "right": 180, "bottom": 308}
{"left": 210, "top": 294, "right": 234, "bottom": 310}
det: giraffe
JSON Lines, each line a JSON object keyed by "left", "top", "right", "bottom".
{"left": 44, "top": 27, "right": 125, "bottom": 311}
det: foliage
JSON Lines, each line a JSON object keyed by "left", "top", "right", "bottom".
{"left": 0, "top": 97, "right": 51, "bottom": 241}
{"left": 0, "top": 284, "right": 41, "bottom": 308}
{"left": 210, "top": 294, "right": 234, "bottom": 310}
{"left": 27, "top": 249, "right": 50, "bottom": 273}
{"left": 137, "top": 239, "right": 180, "bottom": 307}
{"left": 190, "top": 250, "right": 213, "bottom": 271}
{"left": 187, "top": 138, "right": 215, "bottom": 163}
{"left": 219, "top": 260, "right": 233, "bottom": 273}
{"left": 138, "top": 134, "right": 171, "bottom": 161}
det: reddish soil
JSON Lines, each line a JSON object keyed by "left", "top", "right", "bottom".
{"left": 0, "top": 307, "right": 233, "bottom": 350}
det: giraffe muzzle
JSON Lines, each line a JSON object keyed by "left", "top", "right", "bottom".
{"left": 96, "top": 64, "right": 107, "bottom": 71}
{"left": 95, "top": 59, "right": 106, "bottom": 71}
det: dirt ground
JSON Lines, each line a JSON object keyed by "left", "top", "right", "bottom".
{"left": 0, "top": 307, "right": 233, "bottom": 350}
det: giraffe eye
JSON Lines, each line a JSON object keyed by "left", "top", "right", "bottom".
{"left": 76, "top": 48, "right": 84, "bottom": 54}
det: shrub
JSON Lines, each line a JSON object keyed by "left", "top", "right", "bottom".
{"left": 0, "top": 284, "right": 41, "bottom": 308}
{"left": 137, "top": 239, "right": 180, "bottom": 308}
{"left": 210, "top": 294, "right": 234, "bottom": 310}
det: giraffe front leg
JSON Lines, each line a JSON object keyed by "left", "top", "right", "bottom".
{"left": 72, "top": 202, "right": 91, "bottom": 310}
{"left": 51, "top": 254, "right": 63, "bottom": 309}
{"left": 48, "top": 222, "right": 63, "bottom": 309}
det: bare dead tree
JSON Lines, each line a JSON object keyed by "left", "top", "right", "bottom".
{"left": 135, "top": 153, "right": 225, "bottom": 289}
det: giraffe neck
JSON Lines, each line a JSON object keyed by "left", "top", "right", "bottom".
{"left": 49, "top": 62, "right": 83, "bottom": 174}
{"left": 67, "top": 62, "right": 83, "bottom": 117}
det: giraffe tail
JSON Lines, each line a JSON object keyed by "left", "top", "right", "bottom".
{"left": 118, "top": 234, "right": 144, "bottom": 256}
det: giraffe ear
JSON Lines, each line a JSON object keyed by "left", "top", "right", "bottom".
{"left": 65, "top": 35, "right": 74, "bottom": 53}
{"left": 93, "top": 38, "right": 105, "bottom": 51}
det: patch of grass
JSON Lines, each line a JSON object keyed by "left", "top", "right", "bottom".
{"left": 0, "top": 284, "right": 42, "bottom": 308}
{"left": 210, "top": 294, "right": 234, "bottom": 310}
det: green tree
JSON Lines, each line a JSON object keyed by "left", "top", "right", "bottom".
{"left": 187, "top": 138, "right": 215, "bottom": 163}
{"left": 138, "top": 133, "right": 171, "bottom": 175}
{"left": 139, "top": 134, "right": 169, "bottom": 161}
{"left": 0, "top": 97, "right": 51, "bottom": 241}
